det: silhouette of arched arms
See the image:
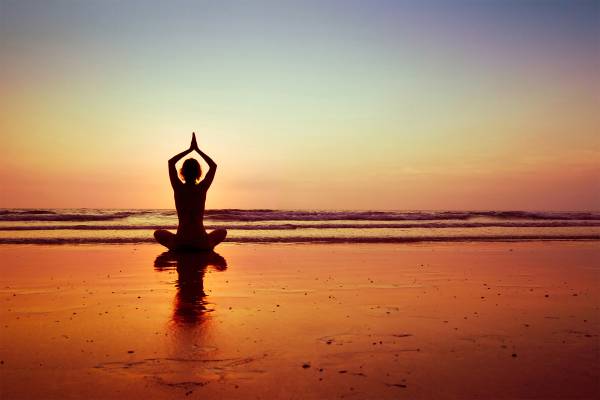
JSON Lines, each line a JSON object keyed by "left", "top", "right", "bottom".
{"left": 191, "top": 133, "right": 217, "bottom": 190}
{"left": 168, "top": 144, "right": 194, "bottom": 189}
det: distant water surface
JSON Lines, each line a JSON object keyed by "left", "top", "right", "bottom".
{"left": 0, "top": 209, "right": 598, "bottom": 244}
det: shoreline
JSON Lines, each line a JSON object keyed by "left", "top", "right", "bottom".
{"left": 1, "top": 235, "right": 599, "bottom": 245}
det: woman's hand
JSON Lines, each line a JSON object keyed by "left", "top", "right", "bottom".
{"left": 190, "top": 132, "right": 199, "bottom": 151}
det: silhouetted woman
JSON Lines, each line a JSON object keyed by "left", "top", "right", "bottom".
{"left": 154, "top": 133, "right": 227, "bottom": 251}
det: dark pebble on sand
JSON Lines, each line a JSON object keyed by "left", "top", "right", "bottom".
{"left": 339, "top": 370, "right": 348, "bottom": 374}
{"left": 512, "top": 353, "right": 517, "bottom": 357}
{"left": 127, "top": 350, "right": 135, "bottom": 354}
{"left": 302, "top": 363, "right": 310, "bottom": 369}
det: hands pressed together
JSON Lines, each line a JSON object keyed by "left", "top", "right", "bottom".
{"left": 190, "top": 132, "right": 199, "bottom": 152}
{"left": 169, "top": 132, "right": 216, "bottom": 171}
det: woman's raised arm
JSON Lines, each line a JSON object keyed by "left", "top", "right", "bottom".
{"left": 168, "top": 139, "right": 194, "bottom": 188}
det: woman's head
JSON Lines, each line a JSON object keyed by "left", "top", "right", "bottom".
{"left": 180, "top": 158, "right": 201, "bottom": 184}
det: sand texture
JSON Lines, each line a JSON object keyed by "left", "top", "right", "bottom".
{"left": 0, "top": 242, "right": 598, "bottom": 399}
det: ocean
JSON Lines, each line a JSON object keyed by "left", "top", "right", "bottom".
{"left": 0, "top": 209, "right": 599, "bottom": 244}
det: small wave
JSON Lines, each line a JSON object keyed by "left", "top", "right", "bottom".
{"left": 0, "top": 209, "right": 56, "bottom": 216}
{"left": 0, "top": 225, "right": 180, "bottom": 231}
{"left": 204, "top": 210, "right": 477, "bottom": 221}
{"left": 0, "top": 235, "right": 598, "bottom": 245}
{"left": 1, "top": 209, "right": 599, "bottom": 223}
{"left": 204, "top": 210, "right": 600, "bottom": 222}
{"left": 1, "top": 221, "right": 599, "bottom": 231}
{"left": 475, "top": 211, "right": 600, "bottom": 220}
{"left": 0, "top": 210, "right": 148, "bottom": 222}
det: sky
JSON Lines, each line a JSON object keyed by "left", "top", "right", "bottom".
{"left": 1, "top": 0, "right": 598, "bottom": 210}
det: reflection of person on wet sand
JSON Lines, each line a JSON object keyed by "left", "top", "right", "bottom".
{"left": 154, "top": 133, "right": 227, "bottom": 251}
{"left": 154, "top": 251, "right": 227, "bottom": 325}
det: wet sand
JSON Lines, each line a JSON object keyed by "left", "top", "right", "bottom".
{"left": 0, "top": 242, "right": 598, "bottom": 399}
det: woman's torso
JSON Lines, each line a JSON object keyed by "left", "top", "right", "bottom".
{"left": 174, "top": 184, "right": 207, "bottom": 243}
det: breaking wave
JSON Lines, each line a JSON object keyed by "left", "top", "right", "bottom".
{"left": 1, "top": 209, "right": 599, "bottom": 222}
{"left": 1, "top": 208, "right": 598, "bottom": 245}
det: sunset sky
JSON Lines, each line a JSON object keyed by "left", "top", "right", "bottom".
{"left": 1, "top": 0, "right": 598, "bottom": 210}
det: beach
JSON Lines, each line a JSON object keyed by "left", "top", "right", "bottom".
{"left": 3, "top": 0, "right": 598, "bottom": 398}
{"left": 1, "top": 242, "right": 598, "bottom": 399}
